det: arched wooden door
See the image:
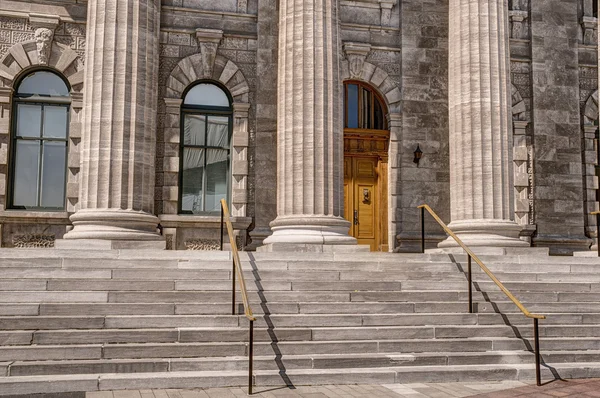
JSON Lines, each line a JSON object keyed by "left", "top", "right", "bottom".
{"left": 343, "top": 81, "right": 389, "bottom": 252}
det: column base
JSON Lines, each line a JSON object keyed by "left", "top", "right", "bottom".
{"left": 438, "top": 219, "right": 529, "bottom": 249}
{"left": 262, "top": 215, "right": 357, "bottom": 246}
{"left": 63, "top": 209, "right": 163, "bottom": 241}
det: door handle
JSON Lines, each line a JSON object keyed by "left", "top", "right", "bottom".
{"left": 353, "top": 210, "right": 359, "bottom": 225}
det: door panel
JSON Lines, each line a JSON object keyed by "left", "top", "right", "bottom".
{"left": 344, "top": 156, "right": 378, "bottom": 251}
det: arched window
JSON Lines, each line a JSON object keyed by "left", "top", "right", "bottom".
{"left": 10, "top": 70, "right": 70, "bottom": 210}
{"left": 344, "top": 81, "right": 387, "bottom": 131}
{"left": 180, "top": 82, "right": 232, "bottom": 215}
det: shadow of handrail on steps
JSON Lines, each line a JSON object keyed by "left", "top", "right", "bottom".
{"left": 247, "top": 253, "right": 296, "bottom": 388}
{"left": 448, "top": 254, "right": 564, "bottom": 383}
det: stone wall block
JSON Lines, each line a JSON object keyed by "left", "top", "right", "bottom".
{"left": 219, "top": 60, "right": 239, "bottom": 85}
{"left": 163, "top": 157, "right": 179, "bottom": 173}
{"left": 371, "top": 67, "right": 388, "bottom": 87}
{"left": 0, "top": 143, "right": 7, "bottom": 165}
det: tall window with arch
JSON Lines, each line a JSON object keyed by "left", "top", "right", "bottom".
{"left": 10, "top": 70, "right": 70, "bottom": 210}
{"left": 180, "top": 82, "right": 232, "bottom": 215}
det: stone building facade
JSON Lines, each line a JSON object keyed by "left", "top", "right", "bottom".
{"left": 0, "top": 0, "right": 597, "bottom": 254}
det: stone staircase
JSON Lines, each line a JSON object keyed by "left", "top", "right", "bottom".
{"left": 0, "top": 248, "right": 600, "bottom": 395}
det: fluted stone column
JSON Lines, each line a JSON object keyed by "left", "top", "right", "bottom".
{"left": 64, "top": 0, "right": 161, "bottom": 241}
{"left": 263, "top": 0, "right": 356, "bottom": 246}
{"left": 441, "top": 0, "right": 527, "bottom": 248}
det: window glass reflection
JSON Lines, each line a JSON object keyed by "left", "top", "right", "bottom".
{"left": 13, "top": 140, "right": 40, "bottom": 207}
{"left": 182, "top": 148, "right": 205, "bottom": 214}
{"left": 41, "top": 142, "right": 67, "bottom": 207}
{"left": 205, "top": 149, "right": 228, "bottom": 212}
{"left": 17, "top": 71, "right": 69, "bottom": 97}
{"left": 17, "top": 104, "right": 42, "bottom": 138}
{"left": 347, "top": 84, "right": 359, "bottom": 128}
{"left": 43, "top": 106, "right": 68, "bottom": 139}
{"left": 184, "top": 114, "right": 206, "bottom": 146}
{"left": 184, "top": 84, "right": 229, "bottom": 107}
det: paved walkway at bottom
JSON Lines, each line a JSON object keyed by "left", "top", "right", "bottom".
{"left": 87, "top": 379, "right": 600, "bottom": 398}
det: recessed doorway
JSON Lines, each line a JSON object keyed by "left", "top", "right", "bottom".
{"left": 343, "top": 81, "right": 389, "bottom": 251}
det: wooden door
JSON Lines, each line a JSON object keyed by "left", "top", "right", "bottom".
{"left": 344, "top": 157, "right": 379, "bottom": 251}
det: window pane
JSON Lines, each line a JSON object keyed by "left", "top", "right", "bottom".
{"left": 17, "top": 71, "right": 69, "bottom": 97}
{"left": 205, "top": 149, "right": 228, "bottom": 213}
{"left": 207, "top": 116, "right": 229, "bottom": 148}
{"left": 13, "top": 140, "right": 40, "bottom": 207}
{"left": 184, "top": 114, "right": 206, "bottom": 146}
{"left": 184, "top": 84, "right": 229, "bottom": 107}
{"left": 40, "top": 141, "right": 67, "bottom": 208}
{"left": 182, "top": 148, "right": 205, "bottom": 213}
{"left": 361, "top": 88, "right": 371, "bottom": 129}
{"left": 374, "top": 98, "right": 384, "bottom": 130}
{"left": 347, "top": 84, "right": 359, "bottom": 128}
{"left": 17, "top": 104, "right": 42, "bottom": 138}
{"left": 43, "top": 106, "right": 68, "bottom": 139}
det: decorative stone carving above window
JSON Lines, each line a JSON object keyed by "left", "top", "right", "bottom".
{"left": 509, "top": 10, "right": 529, "bottom": 40}
{"left": 581, "top": 16, "right": 598, "bottom": 45}
{"left": 343, "top": 42, "right": 372, "bottom": 80}
{"left": 379, "top": 0, "right": 397, "bottom": 27}
{"left": 29, "top": 14, "right": 60, "bottom": 66}
{"left": 237, "top": 0, "right": 248, "bottom": 13}
{"left": 195, "top": 29, "right": 224, "bottom": 79}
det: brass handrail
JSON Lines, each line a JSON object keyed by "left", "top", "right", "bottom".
{"left": 418, "top": 204, "right": 546, "bottom": 385}
{"left": 220, "top": 199, "right": 256, "bottom": 394}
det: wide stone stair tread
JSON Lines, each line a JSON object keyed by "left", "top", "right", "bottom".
{"left": 3, "top": 362, "right": 600, "bottom": 396}
{"left": 1, "top": 250, "right": 600, "bottom": 393}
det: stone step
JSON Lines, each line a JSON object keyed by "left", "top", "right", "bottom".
{"left": 9, "top": 350, "right": 600, "bottom": 376}
{"left": 24, "top": 300, "right": 600, "bottom": 317}
{"left": 0, "top": 312, "right": 598, "bottom": 333}
{"left": 3, "top": 362, "right": 600, "bottom": 395}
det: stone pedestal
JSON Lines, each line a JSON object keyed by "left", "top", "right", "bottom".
{"left": 442, "top": 0, "right": 527, "bottom": 248}
{"left": 64, "top": 0, "right": 162, "bottom": 242}
{"left": 263, "top": 0, "right": 356, "bottom": 247}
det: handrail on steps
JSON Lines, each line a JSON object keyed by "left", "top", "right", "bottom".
{"left": 220, "top": 199, "right": 256, "bottom": 395}
{"left": 418, "top": 204, "right": 546, "bottom": 386}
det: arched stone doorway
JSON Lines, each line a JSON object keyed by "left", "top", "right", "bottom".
{"left": 342, "top": 80, "right": 390, "bottom": 251}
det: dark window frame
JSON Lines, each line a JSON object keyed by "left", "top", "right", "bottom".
{"left": 8, "top": 69, "right": 71, "bottom": 211}
{"left": 178, "top": 80, "right": 233, "bottom": 216}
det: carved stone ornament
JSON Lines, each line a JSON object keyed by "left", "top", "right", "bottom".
{"left": 28, "top": 13, "right": 60, "bottom": 66}
{"left": 195, "top": 28, "right": 224, "bottom": 78}
{"left": 343, "top": 42, "right": 372, "bottom": 79}
{"left": 237, "top": 0, "right": 248, "bottom": 13}
{"left": 34, "top": 28, "right": 54, "bottom": 65}
{"left": 379, "top": 0, "right": 397, "bottom": 27}
{"left": 509, "top": 10, "right": 528, "bottom": 40}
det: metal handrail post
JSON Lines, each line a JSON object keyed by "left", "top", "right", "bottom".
{"left": 597, "top": 213, "right": 600, "bottom": 257}
{"left": 421, "top": 206, "right": 425, "bottom": 253}
{"left": 248, "top": 320, "right": 254, "bottom": 395}
{"left": 467, "top": 255, "right": 473, "bottom": 314}
{"left": 534, "top": 318, "right": 541, "bottom": 386}
{"left": 220, "top": 206, "right": 224, "bottom": 251}
{"left": 232, "top": 259, "right": 236, "bottom": 315}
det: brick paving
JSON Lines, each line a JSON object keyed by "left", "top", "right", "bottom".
{"left": 85, "top": 379, "right": 600, "bottom": 397}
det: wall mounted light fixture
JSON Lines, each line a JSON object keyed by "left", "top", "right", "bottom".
{"left": 413, "top": 144, "right": 423, "bottom": 166}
